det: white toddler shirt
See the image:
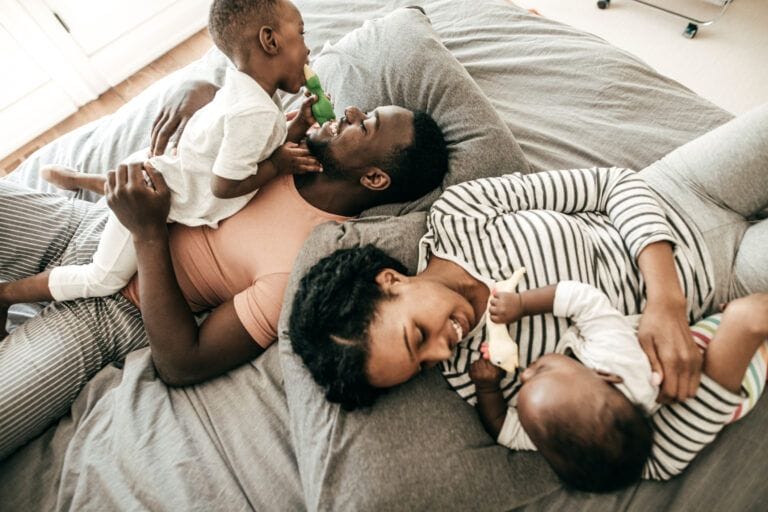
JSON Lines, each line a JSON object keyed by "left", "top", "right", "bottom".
{"left": 136, "top": 66, "right": 287, "bottom": 228}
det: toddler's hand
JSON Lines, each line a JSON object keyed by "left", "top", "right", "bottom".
{"left": 271, "top": 141, "right": 323, "bottom": 175}
{"left": 489, "top": 291, "right": 524, "bottom": 324}
{"left": 469, "top": 357, "right": 504, "bottom": 390}
{"left": 297, "top": 94, "right": 318, "bottom": 126}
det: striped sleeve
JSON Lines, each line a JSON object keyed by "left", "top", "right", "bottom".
{"left": 642, "top": 374, "right": 741, "bottom": 480}
{"left": 430, "top": 168, "right": 676, "bottom": 263}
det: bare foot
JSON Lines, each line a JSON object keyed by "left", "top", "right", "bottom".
{"left": 41, "top": 164, "right": 83, "bottom": 190}
{"left": 40, "top": 164, "right": 107, "bottom": 195}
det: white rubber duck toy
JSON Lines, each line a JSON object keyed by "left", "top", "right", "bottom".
{"left": 486, "top": 267, "right": 527, "bottom": 372}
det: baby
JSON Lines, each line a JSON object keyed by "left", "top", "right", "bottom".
{"left": 469, "top": 281, "right": 768, "bottom": 492}
{"left": 0, "top": 0, "right": 322, "bottom": 309}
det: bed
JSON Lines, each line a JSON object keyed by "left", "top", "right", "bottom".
{"left": 2, "top": 1, "right": 766, "bottom": 510}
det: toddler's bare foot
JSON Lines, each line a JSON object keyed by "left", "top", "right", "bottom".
{"left": 40, "top": 165, "right": 107, "bottom": 195}
{"left": 41, "top": 164, "right": 83, "bottom": 190}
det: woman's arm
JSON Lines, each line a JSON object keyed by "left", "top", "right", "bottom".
{"left": 106, "top": 163, "right": 264, "bottom": 385}
{"left": 431, "top": 168, "right": 676, "bottom": 264}
{"left": 637, "top": 242, "right": 701, "bottom": 403}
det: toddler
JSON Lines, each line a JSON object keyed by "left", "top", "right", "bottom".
{"left": 470, "top": 281, "right": 768, "bottom": 492}
{"left": 0, "top": 0, "right": 323, "bottom": 310}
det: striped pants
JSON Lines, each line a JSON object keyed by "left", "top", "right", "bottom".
{"left": 0, "top": 181, "right": 148, "bottom": 459}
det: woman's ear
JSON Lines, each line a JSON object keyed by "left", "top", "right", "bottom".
{"left": 259, "top": 26, "right": 279, "bottom": 55}
{"left": 374, "top": 268, "right": 406, "bottom": 290}
{"left": 360, "top": 168, "right": 391, "bottom": 192}
{"left": 594, "top": 369, "right": 624, "bottom": 384}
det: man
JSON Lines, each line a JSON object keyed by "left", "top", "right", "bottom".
{"left": 0, "top": 81, "right": 449, "bottom": 458}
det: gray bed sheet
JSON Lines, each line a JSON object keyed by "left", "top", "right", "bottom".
{"left": 2, "top": 0, "right": 763, "bottom": 510}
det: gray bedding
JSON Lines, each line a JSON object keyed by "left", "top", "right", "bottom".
{"left": 3, "top": 1, "right": 765, "bottom": 510}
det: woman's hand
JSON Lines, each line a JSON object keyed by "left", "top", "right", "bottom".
{"left": 638, "top": 300, "right": 702, "bottom": 403}
{"left": 105, "top": 162, "right": 171, "bottom": 241}
{"left": 150, "top": 80, "right": 219, "bottom": 156}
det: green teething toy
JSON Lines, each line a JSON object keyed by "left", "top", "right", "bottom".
{"left": 304, "top": 65, "right": 335, "bottom": 125}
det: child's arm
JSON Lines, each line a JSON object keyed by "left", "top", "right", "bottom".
{"left": 489, "top": 284, "right": 557, "bottom": 325}
{"left": 469, "top": 357, "right": 507, "bottom": 438}
{"left": 285, "top": 95, "right": 320, "bottom": 144}
{"left": 703, "top": 294, "right": 768, "bottom": 393}
{"left": 211, "top": 141, "right": 322, "bottom": 199}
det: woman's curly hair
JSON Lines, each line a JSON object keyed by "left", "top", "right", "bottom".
{"left": 289, "top": 245, "right": 408, "bottom": 410}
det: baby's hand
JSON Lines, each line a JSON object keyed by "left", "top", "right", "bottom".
{"left": 489, "top": 290, "right": 524, "bottom": 324}
{"left": 469, "top": 357, "right": 504, "bottom": 390}
{"left": 271, "top": 141, "right": 323, "bottom": 175}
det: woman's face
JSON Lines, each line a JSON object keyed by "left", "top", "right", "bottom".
{"left": 365, "top": 270, "right": 479, "bottom": 388}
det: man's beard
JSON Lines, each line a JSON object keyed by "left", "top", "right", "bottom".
{"left": 306, "top": 136, "right": 345, "bottom": 179}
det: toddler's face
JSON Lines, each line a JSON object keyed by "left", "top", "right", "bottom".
{"left": 274, "top": 0, "right": 310, "bottom": 93}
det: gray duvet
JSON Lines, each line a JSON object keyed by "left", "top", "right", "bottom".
{"left": 2, "top": 1, "right": 766, "bottom": 511}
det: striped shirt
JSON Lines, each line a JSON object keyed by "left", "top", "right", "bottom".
{"left": 417, "top": 168, "right": 724, "bottom": 480}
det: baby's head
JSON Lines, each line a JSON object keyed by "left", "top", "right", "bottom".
{"left": 517, "top": 353, "right": 652, "bottom": 493}
{"left": 209, "top": 0, "right": 309, "bottom": 93}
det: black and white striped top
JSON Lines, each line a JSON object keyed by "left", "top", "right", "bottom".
{"left": 418, "top": 167, "right": 713, "bottom": 405}
{"left": 416, "top": 168, "right": 733, "bottom": 481}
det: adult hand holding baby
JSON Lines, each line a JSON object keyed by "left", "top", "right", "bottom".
{"left": 638, "top": 302, "right": 702, "bottom": 404}
{"left": 150, "top": 80, "right": 219, "bottom": 156}
{"left": 105, "top": 162, "right": 171, "bottom": 241}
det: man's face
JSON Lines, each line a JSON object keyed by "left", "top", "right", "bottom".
{"left": 306, "top": 106, "right": 414, "bottom": 178}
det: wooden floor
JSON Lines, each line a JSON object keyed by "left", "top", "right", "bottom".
{"left": 0, "top": 30, "right": 213, "bottom": 177}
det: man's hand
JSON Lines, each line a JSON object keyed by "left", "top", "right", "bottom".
{"left": 638, "top": 301, "right": 702, "bottom": 403}
{"left": 105, "top": 162, "right": 171, "bottom": 241}
{"left": 270, "top": 141, "right": 322, "bottom": 175}
{"left": 470, "top": 356, "right": 505, "bottom": 391}
{"left": 489, "top": 291, "right": 525, "bottom": 324}
{"left": 150, "top": 80, "right": 218, "bottom": 156}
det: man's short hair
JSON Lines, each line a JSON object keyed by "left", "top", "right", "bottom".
{"left": 209, "top": 0, "right": 281, "bottom": 56}
{"left": 540, "top": 398, "right": 653, "bottom": 493}
{"left": 289, "top": 245, "right": 408, "bottom": 410}
{"left": 380, "top": 111, "right": 449, "bottom": 203}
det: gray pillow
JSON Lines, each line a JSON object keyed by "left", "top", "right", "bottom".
{"left": 277, "top": 8, "right": 557, "bottom": 510}
{"left": 303, "top": 6, "right": 530, "bottom": 215}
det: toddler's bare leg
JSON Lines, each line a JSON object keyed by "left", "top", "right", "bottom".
{"left": 703, "top": 294, "right": 768, "bottom": 393}
{"left": 40, "top": 165, "right": 107, "bottom": 195}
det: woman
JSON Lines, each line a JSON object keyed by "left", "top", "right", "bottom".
{"left": 289, "top": 104, "right": 768, "bottom": 481}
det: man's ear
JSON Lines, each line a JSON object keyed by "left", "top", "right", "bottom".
{"left": 360, "top": 168, "right": 391, "bottom": 192}
{"left": 374, "top": 268, "right": 406, "bottom": 291}
{"left": 258, "top": 26, "right": 279, "bottom": 55}
{"left": 594, "top": 369, "right": 624, "bottom": 384}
